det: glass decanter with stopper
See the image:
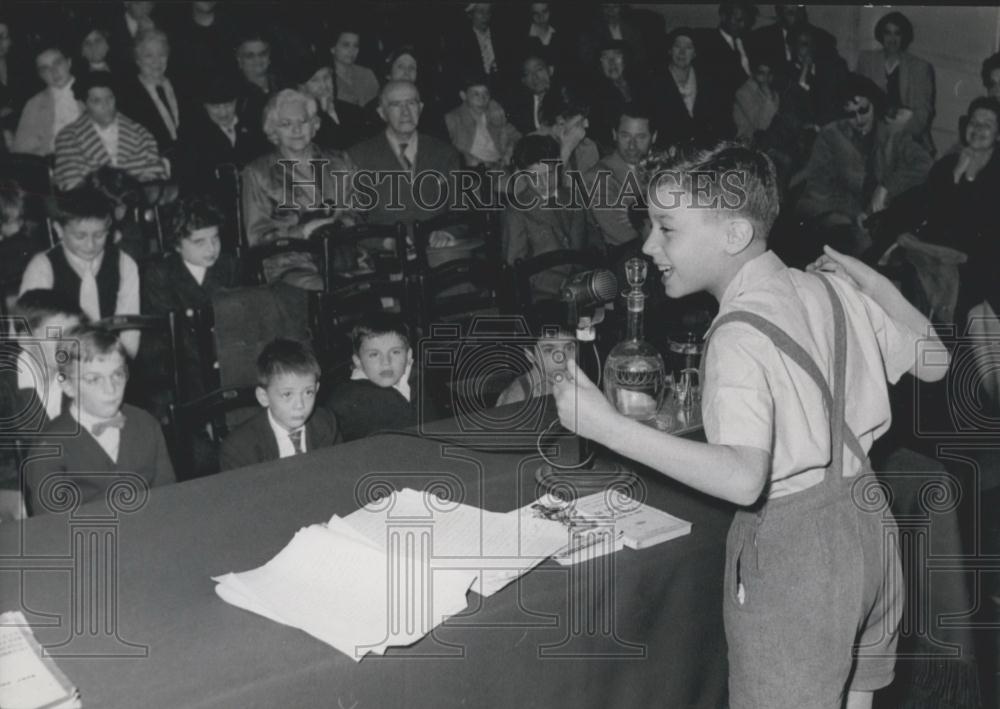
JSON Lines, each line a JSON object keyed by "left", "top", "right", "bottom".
{"left": 602, "top": 258, "right": 668, "bottom": 421}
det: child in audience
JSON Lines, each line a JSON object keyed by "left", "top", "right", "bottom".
{"left": 551, "top": 142, "right": 949, "bottom": 708}
{"left": 0, "top": 291, "right": 84, "bottom": 520}
{"left": 495, "top": 309, "right": 576, "bottom": 407}
{"left": 0, "top": 179, "right": 42, "bottom": 305}
{"left": 220, "top": 338, "right": 340, "bottom": 471}
{"left": 328, "top": 313, "right": 438, "bottom": 442}
{"left": 19, "top": 187, "right": 141, "bottom": 356}
{"left": 25, "top": 325, "right": 175, "bottom": 515}
{"left": 142, "top": 196, "right": 239, "bottom": 402}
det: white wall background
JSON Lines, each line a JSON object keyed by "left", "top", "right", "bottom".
{"left": 634, "top": 4, "right": 1000, "bottom": 150}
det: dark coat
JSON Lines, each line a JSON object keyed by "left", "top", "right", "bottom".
{"left": 116, "top": 74, "right": 198, "bottom": 155}
{"left": 650, "top": 69, "right": 734, "bottom": 149}
{"left": 25, "top": 404, "right": 176, "bottom": 515}
{"left": 219, "top": 406, "right": 341, "bottom": 471}
{"left": 327, "top": 377, "right": 440, "bottom": 443}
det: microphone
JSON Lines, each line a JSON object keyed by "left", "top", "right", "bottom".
{"left": 561, "top": 269, "right": 618, "bottom": 327}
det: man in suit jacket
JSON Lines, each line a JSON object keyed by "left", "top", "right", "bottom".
{"left": 747, "top": 4, "right": 839, "bottom": 77}
{"left": 695, "top": 2, "right": 756, "bottom": 104}
{"left": 219, "top": 338, "right": 341, "bottom": 472}
{"left": 504, "top": 51, "right": 556, "bottom": 137}
{"left": 442, "top": 4, "right": 511, "bottom": 100}
{"left": 347, "top": 80, "right": 462, "bottom": 229}
{"left": 578, "top": 4, "right": 649, "bottom": 77}
{"left": 116, "top": 29, "right": 196, "bottom": 158}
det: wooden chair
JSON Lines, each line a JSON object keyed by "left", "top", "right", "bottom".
{"left": 167, "top": 385, "right": 258, "bottom": 478}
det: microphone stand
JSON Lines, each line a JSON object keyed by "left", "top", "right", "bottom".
{"left": 535, "top": 307, "right": 637, "bottom": 500}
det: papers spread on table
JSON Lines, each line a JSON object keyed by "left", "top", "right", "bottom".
{"left": 0, "top": 611, "right": 81, "bottom": 709}
{"left": 213, "top": 487, "right": 691, "bottom": 661}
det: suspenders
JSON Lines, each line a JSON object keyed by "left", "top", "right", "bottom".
{"left": 701, "top": 275, "right": 870, "bottom": 490}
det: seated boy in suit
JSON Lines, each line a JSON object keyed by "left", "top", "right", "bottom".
{"left": 328, "top": 313, "right": 438, "bottom": 442}
{"left": 495, "top": 308, "right": 575, "bottom": 407}
{"left": 19, "top": 187, "right": 141, "bottom": 356}
{"left": 0, "top": 290, "right": 84, "bottom": 520}
{"left": 220, "top": 338, "right": 340, "bottom": 471}
{"left": 25, "top": 325, "right": 176, "bottom": 516}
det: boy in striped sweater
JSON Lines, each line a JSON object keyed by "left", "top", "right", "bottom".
{"left": 53, "top": 71, "right": 168, "bottom": 191}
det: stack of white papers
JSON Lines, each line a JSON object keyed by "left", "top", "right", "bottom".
{"left": 0, "top": 611, "right": 81, "bottom": 709}
{"left": 213, "top": 489, "right": 691, "bottom": 660}
{"left": 213, "top": 489, "right": 568, "bottom": 661}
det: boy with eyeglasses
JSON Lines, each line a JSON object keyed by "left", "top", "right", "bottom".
{"left": 25, "top": 325, "right": 175, "bottom": 516}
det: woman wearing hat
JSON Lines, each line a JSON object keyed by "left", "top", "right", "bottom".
{"left": 292, "top": 52, "right": 372, "bottom": 151}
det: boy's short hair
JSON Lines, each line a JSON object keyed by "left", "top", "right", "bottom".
{"left": 73, "top": 69, "right": 116, "bottom": 102}
{"left": 459, "top": 71, "right": 491, "bottom": 93}
{"left": 57, "top": 325, "right": 127, "bottom": 378}
{"left": 48, "top": 186, "right": 112, "bottom": 226}
{"left": 616, "top": 103, "right": 654, "bottom": 130}
{"left": 648, "top": 141, "right": 781, "bottom": 238}
{"left": 256, "top": 338, "right": 321, "bottom": 388}
{"left": 168, "top": 197, "right": 224, "bottom": 249}
{"left": 14, "top": 289, "right": 84, "bottom": 334}
{"left": 350, "top": 312, "right": 411, "bottom": 355}
{"left": 512, "top": 134, "right": 560, "bottom": 170}
{"left": 0, "top": 178, "right": 24, "bottom": 218}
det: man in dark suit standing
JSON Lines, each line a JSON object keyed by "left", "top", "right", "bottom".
{"left": 504, "top": 50, "right": 556, "bottom": 137}
{"left": 347, "top": 80, "right": 462, "bottom": 238}
{"left": 695, "top": 2, "right": 757, "bottom": 104}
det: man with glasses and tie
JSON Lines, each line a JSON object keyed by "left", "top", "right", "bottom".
{"left": 25, "top": 325, "right": 175, "bottom": 516}
{"left": 348, "top": 80, "right": 463, "bottom": 249}
{"left": 220, "top": 339, "right": 341, "bottom": 472}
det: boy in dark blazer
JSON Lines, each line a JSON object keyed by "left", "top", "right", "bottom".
{"left": 25, "top": 325, "right": 176, "bottom": 516}
{"left": 327, "top": 313, "right": 439, "bottom": 442}
{"left": 220, "top": 338, "right": 340, "bottom": 471}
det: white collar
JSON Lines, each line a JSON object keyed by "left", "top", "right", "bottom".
{"left": 51, "top": 78, "right": 74, "bottom": 96}
{"left": 71, "top": 401, "right": 123, "bottom": 433}
{"left": 62, "top": 245, "right": 104, "bottom": 275}
{"left": 267, "top": 408, "right": 304, "bottom": 441}
{"left": 719, "top": 28, "right": 738, "bottom": 49}
{"left": 350, "top": 360, "right": 413, "bottom": 402}
{"left": 717, "top": 250, "right": 784, "bottom": 310}
{"left": 183, "top": 259, "right": 207, "bottom": 285}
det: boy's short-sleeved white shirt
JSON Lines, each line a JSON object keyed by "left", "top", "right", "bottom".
{"left": 701, "top": 251, "right": 925, "bottom": 498}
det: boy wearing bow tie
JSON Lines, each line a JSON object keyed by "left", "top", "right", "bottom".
{"left": 25, "top": 325, "right": 175, "bottom": 515}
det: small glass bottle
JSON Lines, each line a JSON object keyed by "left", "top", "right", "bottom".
{"left": 602, "top": 258, "right": 667, "bottom": 421}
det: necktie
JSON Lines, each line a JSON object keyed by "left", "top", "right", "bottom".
{"left": 289, "top": 429, "right": 303, "bottom": 454}
{"left": 79, "top": 268, "right": 101, "bottom": 322}
{"left": 398, "top": 142, "right": 413, "bottom": 172}
{"left": 92, "top": 413, "right": 126, "bottom": 436}
{"left": 154, "top": 83, "right": 177, "bottom": 134}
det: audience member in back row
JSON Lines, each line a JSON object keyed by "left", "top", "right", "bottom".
{"left": 366, "top": 44, "right": 448, "bottom": 141}
{"left": 504, "top": 49, "right": 556, "bottom": 138}
{"left": 330, "top": 26, "right": 380, "bottom": 108}
{"left": 856, "top": 11, "right": 936, "bottom": 155}
{"left": 292, "top": 51, "right": 372, "bottom": 152}
{"left": 180, "top": 72, "right": 268, "bottom": 193}
{"left": 348, "top": 80, "right": 460, "bottom": 234}
{"left": 651, "top": 27, "right": 733, "bottom": 150}
{"left": 694, "top": 2, "right": 756, "bottom": 105}
{"left": 53, "top": 70, "right": 168, "bottom": 191}
{"left": 141, "top": 196, "right": 240, "bottom": 402}
{"left": 117, "top": 28, "right": 195, "bottom": 159}
{"left": 444, "top": 72, "right": 520, "bottom": 169}
{"left": 985, "top": 52, "right": 1000, "bottom": 101}
{"left": 241, "top": 89, "right": 356, "bottom": 291}
{"left": 75, "top": 21, "right": 113, "bottom": 76}
{"left": 502, "top": 134, "right": 604, "bottom": 303}
{"left": 587, "top": 39, "right": 653, "bottom": 154}
{"left": 795, "top": 73, "right": 932, "bottom": 258}
{"left": 13, "top": 42, "right": 80, "bottom": 157}
{"left": 534, "top": 84, "right": 600, "bottom": 178}
{"left": 233, "top": 29, "right": 279, "bottom": 132}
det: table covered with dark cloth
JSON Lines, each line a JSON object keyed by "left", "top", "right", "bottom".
{"left": 0, "top": 410, "right": 732, "bottom": 709}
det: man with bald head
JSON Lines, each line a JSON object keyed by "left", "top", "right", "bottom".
{"left": 348, "top": 80, "right": 461, "bottom": 230}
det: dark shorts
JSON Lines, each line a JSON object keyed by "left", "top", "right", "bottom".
{"left": 723, "top": 473, "right": 902, "bottom": 709}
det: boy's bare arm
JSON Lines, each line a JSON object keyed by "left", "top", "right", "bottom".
{"left": 552, "top": 359, "right": 770, "bottom": 506}
{"left": 809, "top": 245, "right": 949, "bottom": 382}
